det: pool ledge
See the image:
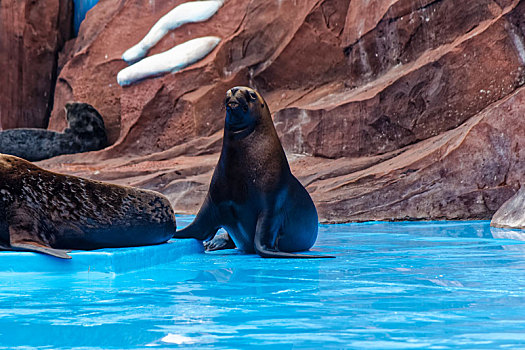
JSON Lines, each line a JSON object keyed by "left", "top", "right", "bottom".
{"left": 0, "top": 239, "right": 203, "bottom": 274}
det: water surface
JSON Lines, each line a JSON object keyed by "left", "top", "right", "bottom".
{"left": 1, "top": 217, "right": 525, "bottom": 349}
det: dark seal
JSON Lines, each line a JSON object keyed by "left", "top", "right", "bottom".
{"left": 0, "top": 102, "right": 108, "bottom": 162}
{"left": 173, "top": 87, "right": 332, "bottom": 258}
{"left": 0, "top": 154, "right": 176, "bottom": 259}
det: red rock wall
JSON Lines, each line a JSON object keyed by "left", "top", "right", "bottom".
{"left": 35, "top": 0, "right": 525, "bottom": 222}
{"left": 0, "top": 0, "right": 72, "bottom": 129}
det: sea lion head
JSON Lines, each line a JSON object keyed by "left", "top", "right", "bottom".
{"left": 224, "top": 86, "right": 268, "bottom": 138}
{"left": 64, "top": 102, "right": 108, "bottom": 147}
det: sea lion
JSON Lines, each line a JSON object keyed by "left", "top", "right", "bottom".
{"left": 173, "top": 87, "right": 332, "bottom": 258}
{"left": 0, "top": 102, "right": 108, "bottom": 162}
{"left": 0, "top": 154, "right": 176, "bottom": 259}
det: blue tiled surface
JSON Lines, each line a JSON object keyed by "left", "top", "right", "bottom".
{"left": 0, "top": 238, "right": 203, "bottom": 274}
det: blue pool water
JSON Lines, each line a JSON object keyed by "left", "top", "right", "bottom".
{"left": 1, "top": 217, "right": 525, "bottom": 349}
{"left": 73, "top": 0, "right": 99, "bottom": 34}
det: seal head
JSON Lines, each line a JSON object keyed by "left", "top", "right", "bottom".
{"left": 224, "top": 87, "right": 263, "bottom": 139}
{"left": 64, "top": 102, "right": 108, "bottom": 150}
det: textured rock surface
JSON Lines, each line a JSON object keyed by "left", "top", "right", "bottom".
{"left": 32, "top": 0, "right": 525, "bottom": 222}
{"left": 0, "top": 0, "right": 72, "bottom": 129}
{"left": 491, "top": 187, "right": 525, "bottom": 229}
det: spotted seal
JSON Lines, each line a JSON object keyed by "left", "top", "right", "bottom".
{"left": 0, "top": 102, "right": 108, "bottom": 162}
{"left": 0, "top": 154, "right": 175, "bottom": 259}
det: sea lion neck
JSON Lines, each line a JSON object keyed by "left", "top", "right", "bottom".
{"left": 223, "top": 108, "right": 277, "bottom": 143}
{"left": 224, "top": 119, "right": 256, "bottom": 140}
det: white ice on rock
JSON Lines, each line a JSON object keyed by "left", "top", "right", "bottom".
{"left": 122, "top": 0, "right": 225, "bottom": 63}
{"left": 117, "top": 36, "right": 221, "bottom": 86}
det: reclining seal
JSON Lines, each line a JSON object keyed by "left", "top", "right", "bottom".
{"left": 0, "top": 154, "right": 176, "bottom": 259}
{"left": 0, "top": 102, "right": 108, "bottom": 162}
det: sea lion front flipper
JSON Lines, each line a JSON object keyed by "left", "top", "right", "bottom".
{"left": 254, "top": 213, "right": 334, "bottom": 259}
{"left": 10, "top": 242, "right": 72, "bottom": 259}
{"left": 173, "top": 195, "right": 220, "bottom": 241}
{"left": 174, "top": 218, "right": 219, "bottom": 241}
{"left": 8, "top": 226, "right": 72, "bottom": 259}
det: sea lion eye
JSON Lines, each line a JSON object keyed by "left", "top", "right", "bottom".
{"left": 247, "top": 91, "right": 257, "bottom": 101}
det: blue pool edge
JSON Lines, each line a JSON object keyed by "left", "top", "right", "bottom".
{"left": 0, "top": 239, "right": 204, "bottom": 275}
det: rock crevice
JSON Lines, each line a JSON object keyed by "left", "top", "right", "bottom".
{"left": 1, "top": 0, "right": 522, "bottom": 223}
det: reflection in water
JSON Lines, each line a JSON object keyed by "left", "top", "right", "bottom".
{"left": 160, "top": 333, "right": 197, "bottom": 345}
{"left": 491, "top": 227, "right": 525, "bottom": 252}
{"left": 1, "top": 220, "right": 525, "bottom": 348}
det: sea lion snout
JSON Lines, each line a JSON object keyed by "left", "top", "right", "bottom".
{"left": 224, "top": 87, "right": 259, "bottom": 136}
{"left": 225, "top": 99, "right": 240, "bottom": 110}
{"left": 225, "top": 91, "right": 244, "bottom": 111}
{"left": 226, "top": 86, "right": 257, "bottom": 112}
{"left": 225, "top": 95, "right": 246, "bottom": 117}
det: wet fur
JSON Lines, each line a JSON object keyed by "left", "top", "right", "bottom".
{"left": 0, "top": 103, "right": 108, "bottom": 161}
{"left": 173, "top": 87, "right": 332, "bottom": 258}
{"left": 0, "top": 155, "right": 175, "bottom": 258}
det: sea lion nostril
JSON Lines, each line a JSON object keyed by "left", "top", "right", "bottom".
{"left": 227, "top": 101, "right": 240, "bottom": 109}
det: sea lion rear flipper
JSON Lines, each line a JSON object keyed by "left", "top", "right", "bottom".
{"left": 9, "top": 225, "right": 72, "bottom": 259}
{"left": 204, "top": 232, "right": 236, "bottom": 251}
{"left": 254, "top": 214, "right": 334, "bottom": 259}
{"left": 254, "top": 241, "right": 334, "bottom": 259}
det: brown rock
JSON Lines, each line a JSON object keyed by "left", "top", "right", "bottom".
{"left": 38, "top": 0, "right": 525, "bottom": 223}
{"left": 0, "top": 0, "right": 72, "bottom": 129}
{"left": 273, "top": 0, "right": 525, "bottom": 158}
{"left": 308, "top": 86, "right": 525, "bottom": 222}
{"left": 48, "top": 0, "right": 249, "bottom": 147}
{"left": 491, "top": 187, "right": 525, "bottom": 229}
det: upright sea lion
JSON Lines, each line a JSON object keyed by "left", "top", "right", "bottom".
{"left": 173, "top": 87, "right": 332, "bottom": 258}
{"left": 0, "top": 102, "right": 108, "bottom": 162}
{"left": 0, "top": 154, "right": 176, "bottom": 259}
